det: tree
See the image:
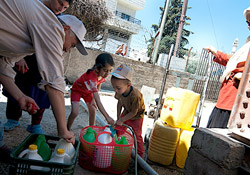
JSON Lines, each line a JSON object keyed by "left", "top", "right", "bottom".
{"left": 147, "top": 0, "right": 193, "bottom": 59}
{"left": 65, "top": 0, "right": 111, "bottom": 41}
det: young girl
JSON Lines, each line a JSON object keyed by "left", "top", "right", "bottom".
{"left": 67, "top": 53, "right": 115, "bottom": 129}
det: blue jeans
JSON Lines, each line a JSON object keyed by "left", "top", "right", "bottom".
{"left": 0, "top": 120, "right": 4, "bottom": 147}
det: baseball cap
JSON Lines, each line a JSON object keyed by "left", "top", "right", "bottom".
{"left": 58, "top": 14, "right": 88, "bottom": 55}
{"left": 244, "top": 7, "right": 250, "bottom": 20}
{"left": 110, "top": 64, "right": 132, "bottom": 81}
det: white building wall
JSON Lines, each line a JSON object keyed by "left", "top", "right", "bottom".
{"left": 104, "top": 0, "right": 117, "bottom": 13}
{"left": 118, "top": 0, "right": 145, "bottom": 10}
{"left": 116, "top": 3, "right": 136, "bottom": 17}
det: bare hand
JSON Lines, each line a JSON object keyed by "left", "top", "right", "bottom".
{"left": 59, "top": 130, "right": 75, "bottom": 144}
{"left": 15, "top": 59, "right": 29, "bottom": 74}
{"left": 115, "top": 118, "right": 123, "bottom": 126}
{"left": 106, "top": 116, "right": 115, "bottom": 125}
{"left": 17, "top": 95, "right": 40, "bottom": 114}
{"left": 205, "top": 46, "right": 217, "bottom": 55}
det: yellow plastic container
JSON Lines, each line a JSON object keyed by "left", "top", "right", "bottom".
{"left": 160, "top": 87, "right": 200, "bottom": 129}
{"left": 148, "top": 119, "right": 180, "bottom": 166}
{"left": 176, "top": 128, "right": 195, "bottom": 168}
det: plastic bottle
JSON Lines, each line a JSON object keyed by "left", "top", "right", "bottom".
{"left": 49, "top": 149, "right": 70, "bottom": 163}
{"left": 33, "top": 135, "right": 51, "bottom": 161}
{"left": 18, "top": 144, "right": 44, "bottom": 170}
{"left": 111, "top": 136, "right": 130, "bottom": 172}
{"left": 117, "top": 136, "right": 128, "bottom": 145}
{"left": 93, "top": 133, "right": 113, "bottom": 168}
{"left": 82, "top": 127, "right": 97, "bottom": 143}
{"left": 52, "top": 139, "right": 75, "bottom": 161}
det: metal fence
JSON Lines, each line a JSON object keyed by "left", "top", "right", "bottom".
{"left": 192, "top": 49, "right": 226, "bottom": 101}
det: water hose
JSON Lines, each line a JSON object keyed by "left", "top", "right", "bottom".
{"left": 122, "top": 124, "right": 138, "bottom": 175}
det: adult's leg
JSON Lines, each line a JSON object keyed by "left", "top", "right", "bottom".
{"left": 26, "top": 108, "right": 46, "bottom": 134}
{"left": 4, "top": 99, "right": 22, "bottom": 131}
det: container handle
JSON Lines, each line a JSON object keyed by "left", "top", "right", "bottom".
{"left": 18, "top": 149, "right": 29, "bottom": 158}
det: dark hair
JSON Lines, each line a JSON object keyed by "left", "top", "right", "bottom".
{"left": 87, "top": 53, "right": 115, "bottom": 74}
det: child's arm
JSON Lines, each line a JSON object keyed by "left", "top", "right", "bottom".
{"left": 117, "top": 101, "right": 122, "bottom": 120}
{"left": 116, "top": 110, "right": 137, "bottom": 126}
{"left": 97, "top": 83, "right": 101, "bottom": 91}
{"left": 93, "top": 92, "right": 114, "bottom": 125}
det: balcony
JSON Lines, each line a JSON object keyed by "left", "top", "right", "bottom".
{"left": 117, "top": 0, "right": 145, "bottom": 10}
{"left": 115, "top": 11, "right": 141, "bottom": 25}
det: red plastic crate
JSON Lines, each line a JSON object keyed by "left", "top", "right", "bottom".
{"left": 78, "top": 126, "right": 134, "bottom": 174}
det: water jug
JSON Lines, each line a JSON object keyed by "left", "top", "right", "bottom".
{"left": 53, "top": 139, "right": 75, "bottom": 161}
{"left": 117, "top": 136, "right": 128, "bottom": 145}
{"left": 83, "top": 127, "right": 97, "bottom": 143}
{"left": 93, "top": 133, "right": 113, "bottom": 168}
{"left": 111, "top": 136, "right": 130, "bottom": 172}
{"left": 160, "top": 87, "right": 200, "bottom": 129}
{"left": 18, "top": 144, "right": 43, "bottom": 170}
{"left": 33, "top": 135, "right": 51, "bottom": 161}
{"left": 49, "top": 149, "right": 71, "bottom": 163}
{"left": 176, "top": 128, "right": 195, "bottom": 168}
{"left": 148, "top": 119, "right": 180, "bottom": 166}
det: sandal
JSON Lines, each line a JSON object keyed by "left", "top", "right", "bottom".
{"left": 4, "top": 119, "right": 20, "bottom": 131}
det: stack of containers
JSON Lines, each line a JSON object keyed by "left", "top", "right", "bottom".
{"left": 148, "top": 87, "right": 200, "bottom": 168}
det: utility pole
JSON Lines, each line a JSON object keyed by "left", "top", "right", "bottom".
{"left": 152, "top": 0, "right": 172, "bottom": 64}
{"left": 173, "top": 0, "right": 188, "bottom": 57}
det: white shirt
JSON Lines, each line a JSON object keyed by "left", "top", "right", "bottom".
{"left": 0, "top": 0, "right": 66, "bottom": 92}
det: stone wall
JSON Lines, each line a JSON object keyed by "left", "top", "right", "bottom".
{"left": 63, "top": 48, "right": 194, "bottom": 94}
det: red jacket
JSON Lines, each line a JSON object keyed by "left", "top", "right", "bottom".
{"left": 214, "top": 51, "right": 245, "bottom": 111}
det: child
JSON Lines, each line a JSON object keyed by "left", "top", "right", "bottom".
{"left": 67, "top": 53, "right": 115, "bottom": 129}
{"left": 111, "top": 64, "right": 145, "bottom": 158}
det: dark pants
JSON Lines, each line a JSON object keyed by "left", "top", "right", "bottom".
{"left": 206, "top": 107, "right": 231, "bottom": 128}
{"left": 6, "top": 100, "right": 45, "bottom": 125}
{"left": 3, "top": 54, "right": 50, "bottom": 125}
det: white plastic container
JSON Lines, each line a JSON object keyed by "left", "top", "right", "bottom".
{"left": 49, "top": 149, "right": 71, "bottom": 164}
{"left": 52, "top": 139, "right": 75, "bottom": 161}
{"left": 18, "top": 144, "right": 43, "bottom": 170}
{"left": 93, "top": 133, "right": 113, "bottom": 168}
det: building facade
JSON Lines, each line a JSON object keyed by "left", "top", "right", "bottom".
{"left": 85, "top": 0, "right": 145, "bottom": 56}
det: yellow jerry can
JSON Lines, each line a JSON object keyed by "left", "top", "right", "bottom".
{"left": 160, "top": 87, "right": 200, "bottom": 129}
{"left": 148, "top": 119, "right": 180, "bottom": 166}
{"left": 175, "top": 127, "right": 195, "bottom": 168}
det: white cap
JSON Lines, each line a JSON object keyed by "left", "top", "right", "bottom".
{"left": 58, "top": 14, "right": 88, "bottom": 55}
{"left": 110, "top": 64, "right": 132, "bottom": 81}
{"left": 244, "top": 7, "right": 250, "bottom": 20}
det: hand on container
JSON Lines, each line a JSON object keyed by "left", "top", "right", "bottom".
{"left": 17, "top": 95, "right": 39, "bottom": 114}
{"left": 15, "top": 58, "right": 29, "bottom": 74}
{"left": 106, "top": 116, "right": 115, "bottom": 125}
{"left": 115, "top": 118, "right": 123, "bottom": 126}
{"left": 59, "top": 130, "right": 75, "bottom": 145}
{"left": 205, "top": 46, "right": 217, "bottom": 56}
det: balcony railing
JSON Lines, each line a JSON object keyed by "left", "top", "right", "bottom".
{"left": 115, "top": 11, "right": 141, "bottom": 25}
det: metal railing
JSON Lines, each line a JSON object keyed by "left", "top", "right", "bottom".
{"left": 192, "top": 49, "right": 226, "bottom": 101}
{"left": 115, "top": 10, "right": 141, "bottom": 25}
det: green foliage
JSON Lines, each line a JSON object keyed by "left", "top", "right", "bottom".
{"left": 186, "top": 51, "right": 200, "bottom": 74}
{"left": 147, "top": 0, "right": 193, "bottom": 59}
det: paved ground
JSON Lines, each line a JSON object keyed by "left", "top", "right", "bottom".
{"left": 0, "top": 88, "right": 216, "bottom": 175}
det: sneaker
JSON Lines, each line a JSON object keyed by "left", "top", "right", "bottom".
{"left": 4, "top": 119, "right": 20, "bottom": 131}
{"left": 26, "top": 124, "right": 46, "bottom": 134}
